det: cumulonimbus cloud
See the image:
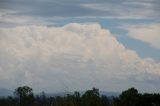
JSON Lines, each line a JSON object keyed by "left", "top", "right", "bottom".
{"left": 0, "top": 23, "right": 160, "bottom": 92}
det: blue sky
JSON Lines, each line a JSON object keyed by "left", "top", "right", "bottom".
{"left": 0, "top": 0, "right": 160, "bottom": 92}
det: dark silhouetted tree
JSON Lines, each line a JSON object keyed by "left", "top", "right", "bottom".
{"left": 14, "top": 86, "right": 35, "bottom": 106}
{"left": 119, "top": 87, "right": 139, "bottom": 106}
{"left": 81, "top": 88, "right": 102, "bottom": 106}
{"left": 101, "top": 95, "right": 110, "bottom": 106}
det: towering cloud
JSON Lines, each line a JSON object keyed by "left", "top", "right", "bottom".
{"left": 0, "top": 23, "right": 160, "bottom": 92}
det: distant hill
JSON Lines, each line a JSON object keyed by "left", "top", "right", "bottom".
{"left": 0, "top": 88, "right": 13, "bottom": 97}
{"left": 99, "top": 91, "right": 119, "bottom": 97}
{"left": 0, "top": 88, "right": 119, "bottom": 97}
{"left": 42, "top": 91, "right": 119, "bottom": 97}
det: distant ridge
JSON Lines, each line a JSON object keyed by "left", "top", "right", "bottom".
{"left": 99, "top": 91, "right": 119, "bottom": 97}
{"left": 0, "top": 88, "right": 13, "bottom": 97}
{"left": 0, "top": 88, "right": 119, "bottom": 97}
{"left": 40, "top": 91, "right": 119, "bottom": 97}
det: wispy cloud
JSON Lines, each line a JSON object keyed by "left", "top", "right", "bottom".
{"left": 82, "top": 2, "right": 157, "bottom": 19}
{"left": 123, "top": 24, "right": 160, "bottom": 49}
{"left": 0, "top": 0, "right": 159, "bottom": 26}
{"left": 0, "top": 9, "right": 47, "bottom": 27}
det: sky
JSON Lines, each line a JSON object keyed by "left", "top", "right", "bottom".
{"left": 0, "top": 0, "right": 160, "bottom": 93}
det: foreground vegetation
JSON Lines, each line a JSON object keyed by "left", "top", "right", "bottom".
{"left": 0, "top": 86, "right": 160, "bottom": 106}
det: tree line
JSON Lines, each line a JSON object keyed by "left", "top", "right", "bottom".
{"left": 0, "top": 86, "right": 160, "bottom": 106}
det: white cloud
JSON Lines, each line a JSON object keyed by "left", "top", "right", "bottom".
{"left": 0, "top": 23, "right": 160, "bottom": 92}
{"left": 125, "top": 24, "right": 160, "bottom": 49}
